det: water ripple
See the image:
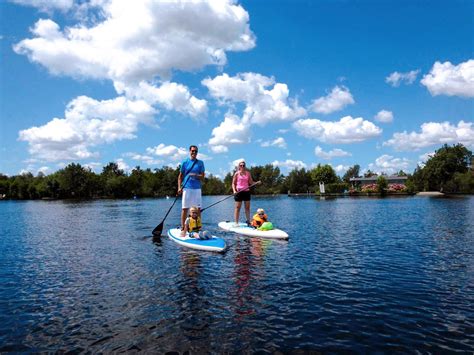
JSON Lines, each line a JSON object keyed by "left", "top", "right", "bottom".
{"left": 0, "top": 196, "right": 473, "bottom": 352}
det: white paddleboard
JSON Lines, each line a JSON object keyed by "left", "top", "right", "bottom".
{"left": 167, "top": 228, "right": 227, "bottom": 252}
{"left": 218, "top": 222, "right": 289, "bottom": 240}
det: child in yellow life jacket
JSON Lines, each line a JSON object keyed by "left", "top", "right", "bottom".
{"left": 251, "top": 208, "right": 268, "bottom": 228}
{"left": 183, "top": 206, "right": 210, "bottom": 239}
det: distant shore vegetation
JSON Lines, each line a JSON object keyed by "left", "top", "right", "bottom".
{"left": 1, "top": 144, "right": 472, "bottom": 200}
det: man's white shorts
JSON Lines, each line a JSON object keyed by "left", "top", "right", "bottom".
{"left": 182, "top": 188, "right": 202, "bottom": 209}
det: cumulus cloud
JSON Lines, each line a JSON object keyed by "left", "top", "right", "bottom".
{"left": 272, "top": 159, "right": 307, "bottom": 171}
{"left": 18, "top": 95, "right": 155, "bottom": 161}
{"left": 420, "top": 60, "right": 474, "bottom": 98}
{"left": 293, "top": 116, "right": 382, "bottom": 144}
{"left": 385, "top": 70, "right": 419, "bottom": 87}
{"left": 368, "top": 155, "right": 411, "bottom": 175}
{"left": 115, "top": 81, "right": 207, "bottom": 117}
{"left": 123, "top": 152, "right": 162, "bottom": 166}
{"left": 208, "top": 113, "right": 251, "bottom": 153}
{"left": 10, "top": 0, "right": 74, "bottom": 12}
{"left": 14, "top": 0, "right": 255, "bottom": 85}
{"left": 374, "top": 110, "right": 393, "bottom": 123}
{"left": 332, "top": 164, "right": 351, "bottom": 175}
{"left": 314, "top": 146, "right": 351, "bottom": 160}
{"left": 383, "top": 121, "right": 474, "bottom": 151}
{"left": 202, "top": 72, "right": 306, "bottom": 125}
{"left": 146, "top": 144, "right": 188, "bottom": 162}
{"left": 261, "top": 137, "right": 287, "bottom": 149}
{"left": 309, "top": 86, "right": 354, "bottom": 114}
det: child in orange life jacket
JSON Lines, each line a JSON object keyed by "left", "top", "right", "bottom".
{"left": 183, "top": 206, "right": 210, "bottom": 239}
{"left": 251, "top": 208, "right": 268, "bottom": 228}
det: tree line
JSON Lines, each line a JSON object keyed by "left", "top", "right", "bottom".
{"left": 0, "top": 144, "right": 472, "bottom": 200}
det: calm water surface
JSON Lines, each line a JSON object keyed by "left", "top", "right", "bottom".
{"left": 0, "top": 196, "right": 473, "bottom": 352}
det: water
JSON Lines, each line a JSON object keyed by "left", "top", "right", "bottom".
{"left": 0, "top": 196, "right": 473, "bottom": 352}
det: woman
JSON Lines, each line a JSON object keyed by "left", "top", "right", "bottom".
{"left": 232, "top": 160, "right": 260, "bottom": 226}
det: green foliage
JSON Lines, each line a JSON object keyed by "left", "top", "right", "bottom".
{"left": 310, "top": 164, "right": 339, "bottom": 185}
{"left": 411, "top": 144, "right": 472, "bottom": 192}
{"left": 342, "top": 164, "right": 360, "bottom": 183}
{"left": 202, "top": 174, "right": 227, "bottom": 195}
{"left": 325, "top": 182, "right": 349, "bottom": 193}
{"left": 364, "top": 170, "right": 377, "bottom": 178}
{"left": 1, "top": 144, "right": 473, "bottom": 199}
{"left": 285, "top": 168, "right": 313, "bottom": 193}
{"left": 250, "top": 164, "right": 284, "bottom": 194}
{"left": 376, "top": 175, "right": 388, "bottom": 194}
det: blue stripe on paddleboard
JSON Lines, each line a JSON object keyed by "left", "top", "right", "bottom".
{"left": 168, "top": 229, "right": 226, "bottom": 249}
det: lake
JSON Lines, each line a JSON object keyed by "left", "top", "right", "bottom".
{"left": 0, "top": 195, "right": 473, "bottom": 352}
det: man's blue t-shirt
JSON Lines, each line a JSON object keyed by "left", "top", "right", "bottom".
{"left": 180, "top": 158, "right": 205, "bottom": 189}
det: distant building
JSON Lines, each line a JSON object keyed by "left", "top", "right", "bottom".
{"left": 350, "top": 176, "right": 408, "bottom": 187}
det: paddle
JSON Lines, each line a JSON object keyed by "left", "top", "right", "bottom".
{"left": 201, "top": 181, "right": 260, "bottom": 212}
{"left": 152, "top": 159, "right": 198, "bottom": 237}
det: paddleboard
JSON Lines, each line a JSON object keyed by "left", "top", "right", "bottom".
{"left": 218, "top": 221, "right": 289, "bottom": 239}
{"left": 167, "top": 228, "right": 227, "bottom": 252}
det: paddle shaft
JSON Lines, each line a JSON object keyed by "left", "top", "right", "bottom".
{"left": 201, "top": 181, "right": 260, "bottom": 212}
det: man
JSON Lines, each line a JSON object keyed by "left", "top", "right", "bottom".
{"left": 178, "top": 145, "right": 205, "bottom": 234}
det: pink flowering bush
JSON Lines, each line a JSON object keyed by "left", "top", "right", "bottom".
{"left": 361, "top": 183, "right": 378, "bottom": 192}
{"left": 388, "top": 183, "right": 407, "bottom": 192}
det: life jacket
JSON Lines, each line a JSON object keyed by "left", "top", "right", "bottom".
{"left": 251, "top": 213, "right": 268, "bottom": 228}
{"left": 188, "top": 216, "right": 202, "bottom": 232}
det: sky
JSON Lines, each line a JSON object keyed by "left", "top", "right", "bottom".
{"left": 0, "top": 0, "right": 473, "bottom": 178}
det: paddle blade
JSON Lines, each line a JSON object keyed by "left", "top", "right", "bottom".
{"left": 152, "top": 222, "right": 164, "bottom": 237}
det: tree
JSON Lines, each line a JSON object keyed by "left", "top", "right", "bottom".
{"left": 56, "top": 163, "right": 95, "bottom": 198}
{"left": 250, "top": 164, "right": 284, "bottom": 194}
{"left": 310, "top": 164, "right": 339, "bottom": 186}
{"left": 364, "top": 170, "right": 377, "bottom": 178}
{"left": 285, "top": 168, "right": 312, "bottom": 193}
{"left": 420, "top": 144, "right": 472, "bottom": 191}
{"left": 343, "top": 164, "right": 360, "bottom": 183}
{"left": 377, "top": 175, "right": 388, "bottom": 194}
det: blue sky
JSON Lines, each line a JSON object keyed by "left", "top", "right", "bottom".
{"left": 1, "top": 0, "right": 473, "bottom": 178}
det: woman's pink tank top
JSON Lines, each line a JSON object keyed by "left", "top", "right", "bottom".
{"left": 236, "top": 171, "right": 250, "bottom": 191}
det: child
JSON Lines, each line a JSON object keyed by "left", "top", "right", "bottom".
{"left": 251, "top": 208, "right": 268, "bottom": 228}
{"left": 183, "top": 206, "right": 210, "bottom": 239}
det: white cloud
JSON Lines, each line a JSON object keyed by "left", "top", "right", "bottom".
{"left": 14, "top": 1, "right": 255, "bottom": 85}
{"left": 18, "top": 95, "right": 155, "bottom": 161}
{"left": 417, "top": 151, "right": 435, "bottom": 168}
{"left": 314, "top": 146, "right": 351, "bottom": 160}
{"left": 385, "top": 70, "right": 419, "bottom": 87}
{"left": 115, "top": 81, "right": 207, "bottom": 117}
{"left": 146, "top": 144, "right": 188, "bottom": 162}
{"left": 11, "top": 0, "right": 74, "bottom": 12}
{"left": 374, "top": 110, "right": 393, "bottom": 123}
{"left": 115, "top": 158, "right": 130, "bottom": 172}
{"left": 383, "top": 121, "right": 474, "bottom": 151}
{"left": 272, "top": 159, "right": 307, "bottom": 171}
{"left": 261, "top": 137, "right": 287, "bottom": 149}
{"left": 368, "top": 155, "right": 411, "bottom": 175}
{"left": 309, "top": 86, "right": 354, "bottom": 114}
{"left": 124, "top": 152, "right": 162, "bottom": 166}
{"left": 420, "top": 60, "right": 474, "bottom": 98}
{"left": 293, "top": 116, "right": 382, "bottom": 144}
{"left": 202, "top": 72, "right": 306, "bottom": 125}
{"left": 208, "top": 113, "right": 250, "bottom": 153}
{"left": 332, "top": 164, "right": 351, "bottom": 175}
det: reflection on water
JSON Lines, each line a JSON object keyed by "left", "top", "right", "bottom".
{"left": 0, "top": 196, "right": 473, "bottom": 352}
